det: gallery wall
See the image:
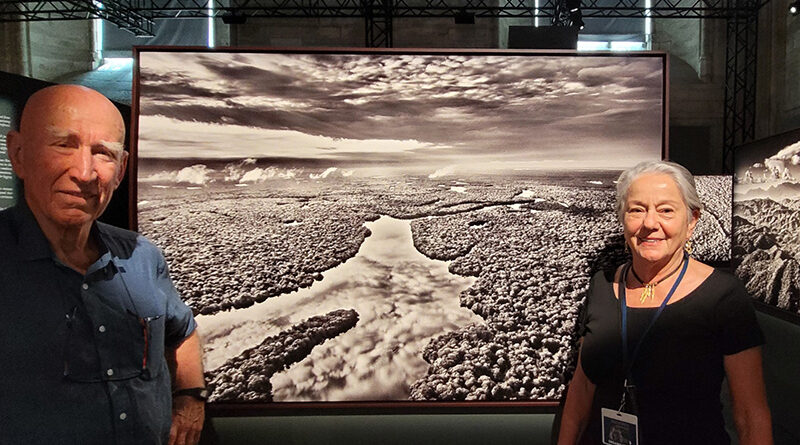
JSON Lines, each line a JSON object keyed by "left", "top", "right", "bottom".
{"left": 760, "top": 312, "right": 800, "bottom": 443}
{"left": 757, "top": 0, "right": 800, "bottom": 135}
{"left": 0, "top": 21, "right": 96, "bottom": 81}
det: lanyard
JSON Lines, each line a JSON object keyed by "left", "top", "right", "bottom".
{"left": 620, "top": 251, "right": 689, "bottom": 380}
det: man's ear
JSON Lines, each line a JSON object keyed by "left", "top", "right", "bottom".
{"left": 114, "top": 150, "right": 129, "bottom": 189}
{"left": 6, "top": 130, "right": 25, "bottom": 180}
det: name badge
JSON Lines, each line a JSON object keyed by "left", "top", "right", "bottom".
{"left": 601, "top": 408, "right": 639, "bottom": 445}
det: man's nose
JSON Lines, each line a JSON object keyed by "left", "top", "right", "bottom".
{"left": 71, "top": 146, "right": 98, "bottom": 183}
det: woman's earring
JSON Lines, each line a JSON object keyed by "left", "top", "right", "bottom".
{"left": 624, "top": 242, "right": 630, "bottom": 254}
{"left": 685, "top": 239, "right": 694, "bottom": 255}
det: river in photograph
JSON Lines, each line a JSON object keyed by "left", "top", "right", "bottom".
{"left": 195, "top": 215, "right": 484, "bottom": 401}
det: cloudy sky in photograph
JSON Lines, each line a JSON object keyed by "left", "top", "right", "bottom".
{"left": 137, "top": 51, "right": 664, "bottom": 171}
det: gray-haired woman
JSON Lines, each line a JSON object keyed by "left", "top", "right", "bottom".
{"left": 557, "top": 161, "right": 772, "bottom": 445}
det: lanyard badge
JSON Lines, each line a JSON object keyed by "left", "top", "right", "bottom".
{"left": 601, "top": 408, "right": 639, "bottom": 445}
{"left": 601, "top": 253, "right": 689, "bottom": 445}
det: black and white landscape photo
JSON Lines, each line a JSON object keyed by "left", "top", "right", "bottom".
{"left": 135, "top": 50, "right": 670, "bottom": 404}
{"left": 733, "top": 129, "right": 800, "bottom": 319}
{"left": 693, "top": 175, "right": 733, "bottom": 264}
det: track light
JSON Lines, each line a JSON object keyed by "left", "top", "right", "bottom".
{"left": 791, "top": 0, "right": 799, "bottom": 15}
{"left": 552, "top": 0, "right": 583, "bottom": 29}
{"left": 566, "top": 0, "right": 584, "bottom": 29}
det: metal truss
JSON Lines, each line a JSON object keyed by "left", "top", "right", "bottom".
{"left": 0, "top": 1, "right": 154, "bottom": 35}
{"left": 722, "top": 0, "right": 759, "bottom": 173}
{"left": 364, "top": 0, "right": 392, "bottom": 47}
{"left": 0, "top": 0, "right": 771, "bottom": 23}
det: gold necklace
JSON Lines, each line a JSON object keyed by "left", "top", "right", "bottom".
{"left": 629, "top": 256, "right": 686, "bottom": 303}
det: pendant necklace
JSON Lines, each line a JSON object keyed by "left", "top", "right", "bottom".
{"left": 629, "top": 254, "right": 687, "bottom": 303}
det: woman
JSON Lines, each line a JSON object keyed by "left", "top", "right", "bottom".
{"left": 557, "top": 161, "right": 772, "bottom": 445}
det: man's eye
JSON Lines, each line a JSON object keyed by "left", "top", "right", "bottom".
{"left": 95, "top": 151, "right": 115, "bottom": 161}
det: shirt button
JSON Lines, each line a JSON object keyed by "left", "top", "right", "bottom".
{"left": 106, "top": 368, "right": 114, "bottom": 376}
{"left": 119, "top": 412, "right": 127, "bottom": 421}
{"left": 98, "top": 325, "right": 106, "bottom": 333}
{"left": 81, "top": 283, "right": 89, "bottom": 290}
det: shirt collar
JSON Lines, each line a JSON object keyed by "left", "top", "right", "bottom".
{"left": 11, "top": 199, "right": 53, "bottom": 262}
{"left": 11, "top": 199, "right": 110, "bottom": 264}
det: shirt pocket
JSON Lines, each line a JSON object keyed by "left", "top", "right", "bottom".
{"left": 62, "top": 300, "right": 164, "bottom": 382}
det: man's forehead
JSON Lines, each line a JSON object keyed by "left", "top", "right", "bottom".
{"left": 23, "top": 88, "right": 125, "bottom": 137}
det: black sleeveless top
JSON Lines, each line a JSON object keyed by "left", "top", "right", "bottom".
{"left": 577, "top": 268, "right": 764, "bottom": 445}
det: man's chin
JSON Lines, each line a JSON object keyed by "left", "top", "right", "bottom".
{"left": 50, "top": 209, "right": 99, "bottom": 229}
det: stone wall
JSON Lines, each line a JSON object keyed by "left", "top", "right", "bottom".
{"left": 758, "top": 0, "right": 800, "bottom": 136}
{"left": 231, "top": 18, "right": 364, "bottom": 47}
{"left": 0, "top": 21, "right": 93, "bottom": 81}
{"left": 654, "top": 18, "right": 727, "bottom": 172}
{"left": 786, "top": 10, "right": 800, "bottom": 130}
{"left": 394, "top": 18, "right": 499, "bottom": 48}
{"left": 230, "top": 17, "right": 499, "bottom": 48}
{"left": 0, "top": 23, "right": 29, "bottom": 75}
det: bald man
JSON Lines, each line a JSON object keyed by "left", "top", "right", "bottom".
{"left": 0, "top": 85, "right": 205, "bottom": 445}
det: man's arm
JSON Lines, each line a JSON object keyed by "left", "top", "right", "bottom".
{"left": 167, "top": 330, "right": 206, "bottom": 445}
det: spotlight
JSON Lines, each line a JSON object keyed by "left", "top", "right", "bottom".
{"left": 565, "top": 0, "right": 584, "bottom": 29}
{"left": 552, "top": 0, "right": 583, "bottom": 28}
{"left": 791, "top": 0, "right": 799, "bottom": 15}
{"left": 569, "top": 8, "right": 584, "bottom": 30}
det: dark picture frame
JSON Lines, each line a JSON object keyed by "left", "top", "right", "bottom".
{"left": 733, "top": 127, "right": 800, "bottom": 324}
{"left": 132, "top": 47, "right": 669, "bottom": 411}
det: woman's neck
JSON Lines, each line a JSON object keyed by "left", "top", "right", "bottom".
{"left": 630, "top": 249, "right": 686, "bottom": 285}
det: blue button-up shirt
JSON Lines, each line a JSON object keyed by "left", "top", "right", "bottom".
{"left": 0, "top": 202, "right": 196, "bottom": 445}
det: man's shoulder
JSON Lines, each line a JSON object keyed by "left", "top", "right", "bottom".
{"left": 96, "top": 222, "right": 162, "bottom": 260}
{"left": 0, "top": 207, "right": 12, "bottom": 226}
{"left": 0, "top": 207, "right": 20, "bottom": 245}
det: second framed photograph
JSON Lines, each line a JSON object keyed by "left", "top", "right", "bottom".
{"left": 733, "top": 128, "right": 800, "bottom": 323}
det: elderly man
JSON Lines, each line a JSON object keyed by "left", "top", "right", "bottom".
{"left": 0, "top": 85, "right": 205, "bottom": 445}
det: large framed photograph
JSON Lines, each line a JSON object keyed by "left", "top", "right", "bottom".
{"left": 733, "top": 128, "right": 800, "bottom": 323}
{"left": 133, "top": 48, "right": 668, "bottom": 408}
